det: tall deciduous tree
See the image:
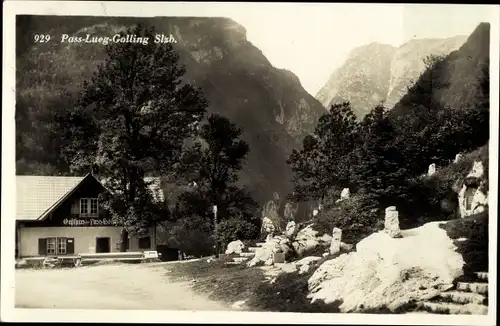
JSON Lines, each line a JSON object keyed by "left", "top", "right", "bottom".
{"left": 287, "top": 102, "right": 359, "bottom": 202}
{"left": 61, "top": 25, "right": 208, "bottom": 251}
{"left": 177, "top": 114, "right": 258, "bottom": 255}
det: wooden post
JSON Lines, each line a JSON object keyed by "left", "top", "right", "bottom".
{"left": 213, "top": 205, "right": 219, "bottom": 258}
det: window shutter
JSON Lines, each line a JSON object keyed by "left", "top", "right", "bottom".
{"left": 38, "top": 238, "right": 47, "bottom": 255}
{"left": 66, "top": 238, "right": 75, "bottom": 254}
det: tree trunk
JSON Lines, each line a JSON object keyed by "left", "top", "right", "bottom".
{"left": 119, "top": 228, "right": 128, "bottom": 252}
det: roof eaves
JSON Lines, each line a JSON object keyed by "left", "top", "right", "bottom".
{"left": 36, "top": 173, "right": 93, "bottom": 221}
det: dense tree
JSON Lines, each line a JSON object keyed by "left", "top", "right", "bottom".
{"left": 176, "top": 114, "right": 259, "bottom": 255}
{"left": 287, "top": 102, "right": 359, "bottom": 202}
{"left": 350, "top": 105, "right": 411, "bottom": 207}
{"left": 60, "top": 25, "right": 208, "bottom": 251}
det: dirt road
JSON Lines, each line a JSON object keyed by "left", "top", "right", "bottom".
{"left": 15, "top": 262, "right": 231, "bottom": 311}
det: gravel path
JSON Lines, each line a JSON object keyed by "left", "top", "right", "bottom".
{"left": 15, "top": 262, "right": 230, "bottom": 311}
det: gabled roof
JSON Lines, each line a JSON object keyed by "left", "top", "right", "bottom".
{"left": 16, "top": 174, "right": 165, "bottom": 222}
{"left": 16, "top": 174, "right": 88, "bottom": 221}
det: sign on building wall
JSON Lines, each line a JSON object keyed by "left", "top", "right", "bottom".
{"left": 62, "top": 218, "right": 119, "bottom": 227}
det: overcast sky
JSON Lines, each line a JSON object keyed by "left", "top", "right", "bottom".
{"left": 226, "top": 4, "right": 494, "bottom": 96}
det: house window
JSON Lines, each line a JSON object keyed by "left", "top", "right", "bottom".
{"left": 39, "top": 238, "right": 74, "bottom": 256}
{"left": 57, "top": 237, "right": 67, "bottom": 255}
{"left": 47, "top": 238, "right": 57, "bottom": 255}
{"left": 80, "top": 198, "right": 98, "bottom": 217}
{"left": 90, "top": 198, "right": 98, "bottom": 215}
{"left": 138, "top": 236, "right": 151, "bottom": 249}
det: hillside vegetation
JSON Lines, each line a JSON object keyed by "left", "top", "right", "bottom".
{"left": 15, "top": 16, "right": 325, "bottom": 208}
{"left": 289, "top": 22, "right": 490, "bottom": 245}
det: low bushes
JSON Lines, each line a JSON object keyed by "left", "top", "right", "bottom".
{"left": 313, "top": 194, "right": 383, "bottom": 245}
{"left": 439, "top": 211, "right": 489, "bottom": 276}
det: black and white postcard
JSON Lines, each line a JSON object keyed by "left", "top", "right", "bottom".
{"left": 2, "top": 2, "right": 499, "bottom": 325}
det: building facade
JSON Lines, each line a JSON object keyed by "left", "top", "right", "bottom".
{"left": 16, "top": 173, "right": 159, "bottom": 258}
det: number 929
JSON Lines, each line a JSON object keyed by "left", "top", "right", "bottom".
{"left": 34, "top": 34, "right": 51, "bottom": 43}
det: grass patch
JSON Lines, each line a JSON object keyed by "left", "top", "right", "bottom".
{"left": 163, "top": 256, "right": 266, "bottom": 306}
{"left": 246, "top": 269, "right": 341, "bottom": 313}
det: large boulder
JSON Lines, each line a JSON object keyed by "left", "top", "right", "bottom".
{"left": 307, "top": 221, "right": 464, "bottom": 313}
{"left": 225, "top": 240, "right": 245, "bottom": 255}
{"left": 292, "top": 224, "right": 332, "bottom": 257}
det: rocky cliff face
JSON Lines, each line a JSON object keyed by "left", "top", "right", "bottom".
{"left": 386, "top": 35, "right": 468, "bottom": 108}
{"left": 316, "top": 36, "right": 467, "bottom": 119}
{"left": 15, "top": 16, "right": 326, "bottom": 206}
{"left": 392, "top": 23, "right": 490, "bottom": 115}
{"left": 315, "top": 43, "right": 396, "bottom": 119}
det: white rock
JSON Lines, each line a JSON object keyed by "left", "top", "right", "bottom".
{"left": 467, "top": 161, "right": 484, "bottom": 179}
{"left": 428, "top": 163, "right": 436, "bottom": 176}
{"left": 384, "top": 206, "right": 401, "bottom": 238}
{"left": 322, "top": 252, "right": 329, "bottom": 257}
{"left": 277, "top": 263, "right": 297, "bottom": 273}
{"left": 292, "top": 225, "right": 331, "bottom": 256}
{"left": 308, "top": 222, "right": 464, "bottom": 312}
{"left": 225, "top": 240, "right": 245, "bottom": 255}
{"left": 330, "top": 228, "right": 342, "bottom": 255}
{"left": 313, "top": 209, "right": 319, "bottom": 217}
{"left": 247, "top": 235, "right": 290, "bottom": 267}
{"left": 261, "top": 216, "right": 276, "bottom": 235}
{"left": 231, "top": 300, "right": 247, "bottom": 309}
{"left": 299, "top": 264, "right": 310, "bottom": 274}
{"left": 285, "top": 221, "right": 296, "bottom": 238}
{"left": 340, "top": 188, "right": 350, "bottom": 200}
{"left": 296, "top": 256, "right": 322, "bottom": 266}
{"left": 454, "top": 154, "right": 462, "bottom": 163}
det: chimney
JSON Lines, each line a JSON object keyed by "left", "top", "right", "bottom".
{"left": 91, "top": 164, "right": 100, "bottom": 181}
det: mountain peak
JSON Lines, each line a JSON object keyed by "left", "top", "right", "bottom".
{"left": 316, "top": 33, "right": 470, "bottom": 117}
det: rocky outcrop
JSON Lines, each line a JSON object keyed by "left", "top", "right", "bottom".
{"left": 458, "top": 161, "right": 488, "bottom": 218}
{"left": 292, "top": 224, "right": 332, "bottom": 257}
{"left": 308, "top": 221, "right": 464, "bottom": 313}
{"left": 247, "top": 235, "right": 292, "bottom": 267}
{"left": 385, "top": 35, "right": 467, "bottom": 108}
{"left": 261, "top": 217, "right": 276, "bottom": 236}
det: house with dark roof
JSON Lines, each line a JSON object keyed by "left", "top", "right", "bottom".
{"left": 16, "top": 173, "right": 162, "bottom": 258}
